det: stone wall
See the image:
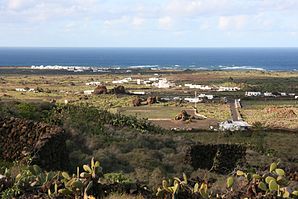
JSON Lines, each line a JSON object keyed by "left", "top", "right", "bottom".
{"left": 0, "top": 117, "right": 68, "bottom": 170}
{"left": 185, "top": 144, "right": 246, "bottom": 174}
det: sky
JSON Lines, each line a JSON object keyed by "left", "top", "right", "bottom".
{"left": 0, "top": 0, "right": 298, "bottom": 47}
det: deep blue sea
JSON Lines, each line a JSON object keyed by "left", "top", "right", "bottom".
{"left": 0, "top": 47, "right": 297, "bottom": 71}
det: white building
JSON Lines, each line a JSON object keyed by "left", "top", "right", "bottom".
{"left": 112, "top": 77, "right": 132, "bottom": 84}
{"left": 289, "top": 93, "right": 296, "bottom": 96}
{"left": 86, "top": 82, "right": 101, "bottom": 86}
{"left": 264, "top": 92, "right": 275, "bottom": 97}
{"left": 136, "top": 79, "right": 142, "bottom": 85}
{"left": 280, "top": 92, "right": 287, "bottom": 96}
{"left": 143, "top": 80, "right": 152, "bottom": 85}
{"left": 219, "top": 120, "right": 251, "bottom": 131}
{"left": 152, "top": 79, "right": 175, "bottom": 88}
{"left": 184, "top": 84, "right": 212, "bottom": 90}
{"left": 295, "top": 96, "right": 298, "bottom": 99}
{"left": 84, "top": 90, "right": 94, "bottom": 95}
{"left": 245, "top": 91, "right": 262, "bottom": 97}
{"left": 129, "top": 91, "right": 145, "bottom": 95}
{"left": 15, "top": 88, "right": 35, "bottom": 92}
{"left": 217, "top": 86, "right": 240, "bottom": 92}
{"left": 197, "top": 94, "right": 214, "bottom": 100}
{"left": 149, "top": 77, "right": 159, "bottom": 81}
{"left": 184, "top": 97, "right": 203, "bottom": 103}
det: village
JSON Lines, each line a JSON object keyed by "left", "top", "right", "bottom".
{"left": 6, "top": 70, "right": 297, "bottom": 132}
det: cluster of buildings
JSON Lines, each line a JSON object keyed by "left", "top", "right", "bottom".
{"left": 111, "top": 76, "right": 176, "bottom": 89}
{"left": 184, "top": 84, "right": 240, "bottom": 92}
{"left": 15, "top": 88, "right": 35, "bottom": 92}
{"left": 30, "top": 65, "right": 116, "bottom": 73}
{"left": 245, "top": 91, "right": 297, "bottom": 98}
{"left": 184, "top": 84, "right": 212, "bottom": 90}
{"left": 31, "top": 65, "right": 93, "bottom": 72}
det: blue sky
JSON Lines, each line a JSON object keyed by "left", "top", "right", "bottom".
{"left": 0, "top": 0, "right": 298, "bottom": 47}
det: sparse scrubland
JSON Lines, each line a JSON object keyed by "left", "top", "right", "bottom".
{"left": 0, "top": 101, "right": 297, "bottom": 198}
{"left": 0, "top": 70, "right": 298, "bottom": 198}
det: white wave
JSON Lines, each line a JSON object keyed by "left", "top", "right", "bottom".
{"left": 220, "top": 66, "right": 266, "bottom": 71}
{"left": 128, "top": 65, "right": 159, "bottom": 68}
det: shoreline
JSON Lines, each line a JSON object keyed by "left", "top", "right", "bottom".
{"left": 0, "top": 65, "right": 297, "bottom": 73}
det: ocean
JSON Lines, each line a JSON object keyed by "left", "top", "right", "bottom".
{"left": 0, "top": 47, "right": 297, "bottom": 71}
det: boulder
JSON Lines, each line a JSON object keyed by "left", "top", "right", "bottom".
{"left": 93, "top": 85, "right": 108, "bottom": 95}
{"left": 147, "top": 96, "right": 157, "bottom": 105}
{"left": 132, "top": 97, "right": 142, "bottom": 107}
{"left": 110, "top": 85, "right": 126, "bottom": 94}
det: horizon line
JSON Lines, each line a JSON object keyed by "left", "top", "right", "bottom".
{"left": 1, "top": 46, "right": 298, "bottom": 48}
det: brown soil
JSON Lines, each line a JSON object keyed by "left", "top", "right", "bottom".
{"left": 265, "top": 107, "right": 297, "bottom": 118}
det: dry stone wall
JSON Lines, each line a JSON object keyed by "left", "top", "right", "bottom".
{"left": 0, "top": 117, "right": 68, "bottom": 170}
{"left": 185, "top": 144, "right": 246, "bottom": 174}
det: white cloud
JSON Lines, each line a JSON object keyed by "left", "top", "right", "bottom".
{"left": 218, "top": 15, "right": 247, "bottom": 31}
{"left": 131, "top": 17, "right": 145, "bottom": 27}
{"left": 6, "top": 0, "right": 36, "bottom": 10}
{"left": 158, "top": 16, "right": 173, "bottom": 29}
{"left": 104, "top": 16, "right": 129, "bottom": 27}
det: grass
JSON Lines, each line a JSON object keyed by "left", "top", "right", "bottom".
{"left": 120, "top": 103, "right": 230, "bottom": 121}
{"left": 0, "top": 159, "right": 13, "bottom": 173}
{"left": 240, "top": 100, "right": 298, "bottom": 129}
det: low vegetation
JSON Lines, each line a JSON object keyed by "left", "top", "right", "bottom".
{"left": 1, "top": 159, "right": 297, "bottom": 198}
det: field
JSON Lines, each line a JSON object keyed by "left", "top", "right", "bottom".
{"left": 240, "top": 100, "right": 298, "bottom": 130}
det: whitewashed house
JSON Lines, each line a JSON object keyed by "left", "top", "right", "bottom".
{"left": 129, "top": 91, "right": 145, "bottom": 95}
{"left": 152, "top": 79, "right": 175, "bottom": 88}
{"left": 245, "top": 91, "right": 262, "bottom": 97}
{"left": 84, "top": 90, "right": 94, "bottom": 95}
{"left": 86, "top": 82, "right": 101, "bottom": 86}
{"left": 149, "top": 77, "right": 159, "bottom": 81}
{"left": 15, "top": 88, "right": 35, "bottom": 92}
{"left": 280, "top": 92, "right": 287, "bottom": 96}
{"left": 112, "top": 77, "right": 132, "bottom": 84}
{"left": 184, "top": 97, "right": 203, "bottom": 103}
{"left": 184, "top": 84, "right": 212, "bottom": 90}
{"left": 198, "top": 94, "right": 214, "bottom": 100}
{"left": 217, "top": 86, "right": 240, "bottom": 92}
{"left": 219, "top": 120, "right": 251, "bottom": 131}
{"left": 295, "top": 96, "right": 298, "bottom": 99}
{"left": 136, "top": 79, "right": 142, "bottom": 85}
{"left": 264, "top": 92, "right": 275, "bottom": 97}
{"left": 289, "top": 93, "right": 296, "bottom": 96}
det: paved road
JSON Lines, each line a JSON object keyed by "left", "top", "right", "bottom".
{"left": 229, "top": 99, "right": 242, "bottom": 121}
